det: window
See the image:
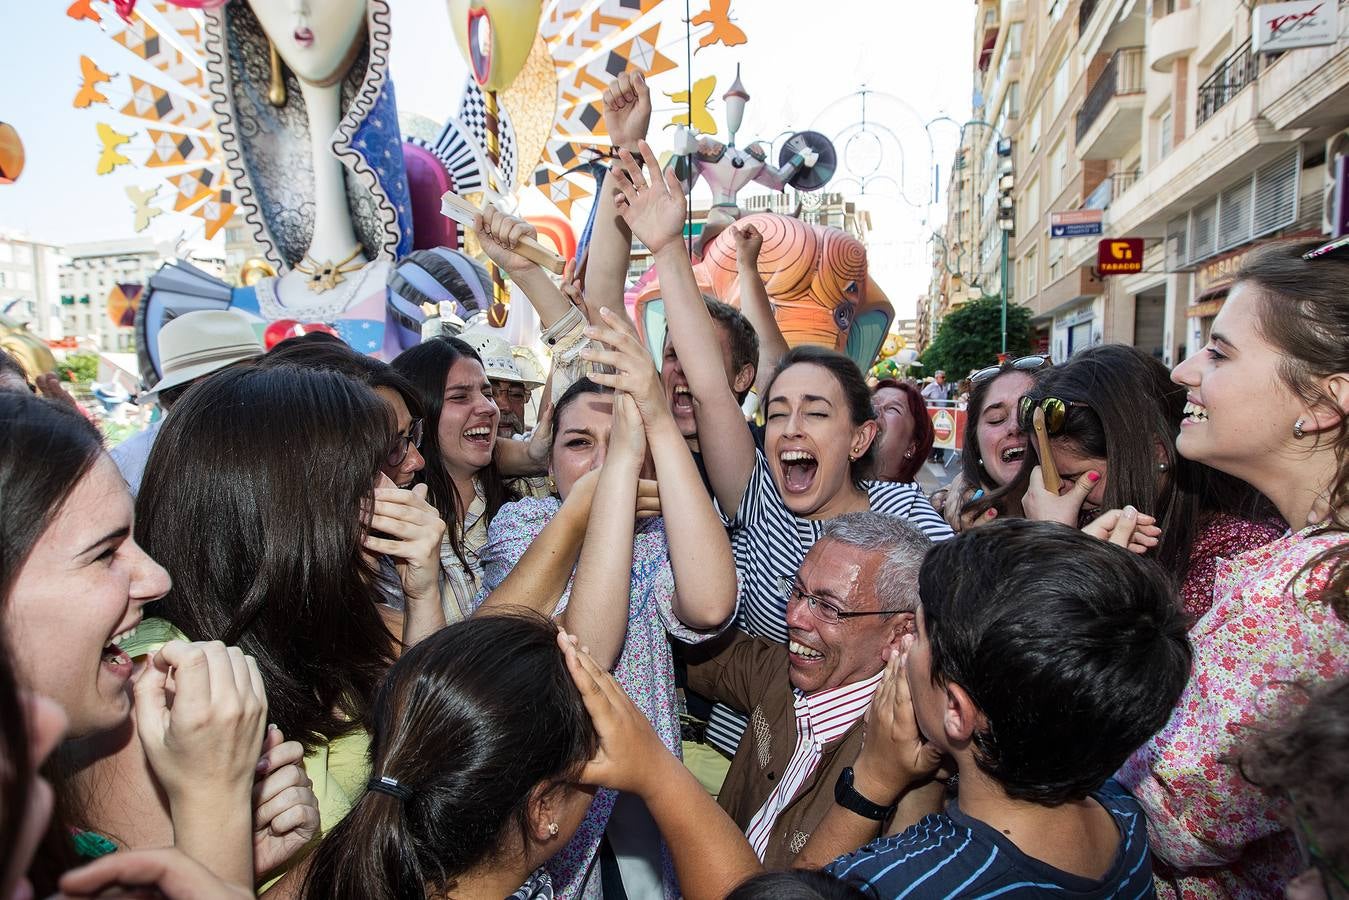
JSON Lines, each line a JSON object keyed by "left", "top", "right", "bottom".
{"left": 1021, "top": 175, "right": 1040, "bottom": 234}
{"left": 1024, "top": 246, "right": 1038, "bottom": 297}
{"left": 1052, "top": 58, "right": 1070, "bottom": 114}
{"left": 1027, "top": 104, "right": 1042, "bottom": 153}
{"left": 1050, "top": 138, "right": 1068, "bottom": 198}
{"left": 1158, "top": 110, "right": 1173, "bottom": 160}
{"left": 1006, "top": 82, "right": 1022, "bottom": 118}
{"left": 1006, "top": 22, "right": 1023, "bottom": 58}
{"left": 1048, "top": 237, "right": 1064, "bottom": 282}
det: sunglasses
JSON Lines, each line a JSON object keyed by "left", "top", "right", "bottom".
{"left": 387, "top": 418, "right": 424, "bottom": 468}
{"left": 1302, "top": 234, "right": 1349, "bottom": 260}
{"left": 1017, "top": 396, "right": 1089, "bottom": 435}
{"left": 971, "top": 355, "right": 1052, "bottom": 385}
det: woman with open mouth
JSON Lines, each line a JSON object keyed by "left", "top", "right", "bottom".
{"left": 997, "top": 344, "right": 1283, "bottom": 621}
{"left": 0, "top": 390, "right": 314, "bottom": 895}
{"left": 1118, "top": 240, "right": 1349, "bottom": 898}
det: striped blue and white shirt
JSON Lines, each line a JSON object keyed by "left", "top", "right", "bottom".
{"left": 826, "top": 780, "right": 1155, "bottom": 899}
{"left": 704, "top": 449, "right": 954, "bottom": 755}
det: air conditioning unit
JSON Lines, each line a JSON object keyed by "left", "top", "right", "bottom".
{"left": 1322, "top": 130, "right": 1349, "bottom": 237}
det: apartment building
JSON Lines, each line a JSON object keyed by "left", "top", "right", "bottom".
{"left": 926, "top": 0, "right": 1349, "bottom": 364}
{"left": 0, "top": 232, "right": 65, "bottom": 340}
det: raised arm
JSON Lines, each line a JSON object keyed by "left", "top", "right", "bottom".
{"left": 477, "top": 205, "right": 573, "bottom": 329}
{"left": 561, "top": 391, "right": 645, "bottom": 669}
{"left": 560, "top": 631, "right": 762, "bottom": 899}
{"left": 583, "top": 310, "right": 736, "bottom": 631}
{"left": 613, "top": 141, "right": 757, "bottom": 513}
{"left": 730, "top": 223, "right": 789, "bottom": 408}
{"left": 583, "top": 71, "right": 652, "bottom": 320}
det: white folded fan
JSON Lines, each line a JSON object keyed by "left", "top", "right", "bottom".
{"left": 440, "top": 192, "right": 568, "bottom": 275}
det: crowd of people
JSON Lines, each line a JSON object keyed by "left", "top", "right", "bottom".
{"left": 1, "top": 70, "right": 1346, "bottom": 900}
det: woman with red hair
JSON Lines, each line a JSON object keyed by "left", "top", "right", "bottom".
{"left": 871, "top": 379, "right": 933, "bottom": 484}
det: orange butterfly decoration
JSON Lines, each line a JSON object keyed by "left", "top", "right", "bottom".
{"left": 690, "top": 0, "right": 747, "bottom": 52}
{"left": 74, "top": 56, "right": 112, "bottom": 109}
{"left": 66, "top": 0, "right": 101, "bottom": 23}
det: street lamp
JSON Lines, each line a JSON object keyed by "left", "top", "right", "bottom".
{"left": 996, "top": 137, "right": 1015, "bottom": 358}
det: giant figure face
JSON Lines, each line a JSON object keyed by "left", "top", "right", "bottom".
{"left": 248, "top": 0, "right": 368, "bottom": 86}
{"left": 446, "top": 0, "right": 542, "bottom": 91}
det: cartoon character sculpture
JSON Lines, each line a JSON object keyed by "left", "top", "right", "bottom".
{"left": 629, "top": 211, "right": 895, "bottom": 371}
{"left": 673, "top": 69, "right": 837, "bottom": 254}
{"left": 136, "top": 0, "right": 484, "bottom": 385}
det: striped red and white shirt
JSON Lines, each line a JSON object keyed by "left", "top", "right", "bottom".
{"left": 743, "top": 670, "right": 885, "bottom": 859}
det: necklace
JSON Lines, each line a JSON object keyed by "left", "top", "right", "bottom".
{"left": 256, "top": 260, "right": 379, "bottom": 322}
{"left": 292, "top": 245, "right": 366, "bottom": 292}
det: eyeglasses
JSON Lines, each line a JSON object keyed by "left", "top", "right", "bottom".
{"left": 493, "top": 383, "right": 529, "bottom": 404}
{"left": 386, "top": 418, "right": 424, "bottom": 468}
{"left": 777, "top": 576, "right": 896, "bottom": 625}
{"left": 971, "top": 355, "right": 1052, "bottom": 385}
{"left": 1302, "top": 234, "right": 1349, "bottom": 260}
{"left": 1017, "top": 396, "right": 1089, "bottom": 435}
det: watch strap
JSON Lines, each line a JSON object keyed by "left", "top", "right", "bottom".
{"left": 834, "top": 766, "right": 896, "bottom": 821}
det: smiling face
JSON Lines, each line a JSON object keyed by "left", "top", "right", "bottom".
{"left": 5, "top": 456, "right": 171, "bottom": 738}
{"left": 437, "top": 357, "right": 500, "bottom": 481}
{"left": 374, "top": 387, "right": 424, "bottom": 489}
{"left": 550, "top": 393, "right": 614, "bottom": 501}
{"left": 873, "top": 386, "right": 916, "bottom": 479}
{"left": 248, "top": 0, "right": 368, "bottom": 86}
{"left": 783, "top": 539, "right": 904, "bottom": 694}
{"left": 766, "top": 363, "right": 876, "bottom": 519}
{"left": 1170, "top": 283, "right": 1308, "bottom": 482}
{"left": 661, "top": 325, "right": 741, "bottom": 441}
{"left": 1, "top": 691, "right": 66, "bottom": 900}
{"left": 975, "top": 371, "right": 1034, "bottom": 487}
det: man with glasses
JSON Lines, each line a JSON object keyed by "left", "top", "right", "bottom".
{"left": 457, "top": 330, "right": 543, "bottom": 439}
{"left": 681, "top": 513, "right": 932, "bottom": 869}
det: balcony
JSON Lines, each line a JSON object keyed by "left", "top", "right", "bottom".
{"left": 1083, "top": 170, "right": 1142, "bottom": 210}
{"left": 1196, "top": 40, "right": 1273, "bottom": 128}
{"left": 1149, "top": 5, "right": 1198, "bottom": 72}
{"left": 1075, "top": 47, "right": 1145, "bottom": 158}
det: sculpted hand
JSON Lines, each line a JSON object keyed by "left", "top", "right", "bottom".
{"left": 558, "top": 628, "right": 669, "bottom": 795}
{"left": 603, "top": 70, "right": 652, "bottom": 151}
{"left": 853, "top": 647, "right": 942, "bottom": 805}
{"left": 799, "top": 147, "right": 820, "bottom": 168}
{"left": 1022, "top": 465, "right": 1096, "bottom": 527}
{"left": 1082, "top": 505, "right": 1161, "bottom": 555}
{"left": 363, "top": 478, "right": 447, "bottom": 608}
{"left": 252, "top": 726, "right": 320, "bottom": 881}
{"left": 134, "top": 641, "right": 267, "bottom": 818}
{"left": 613, "top": 141, "right": 688, "bottom": 255}
{"left": 475, "top": 204, "right": 541, "bottom": 277}
{"left": 580, "top": 308, "right": 668, "bottom": 427}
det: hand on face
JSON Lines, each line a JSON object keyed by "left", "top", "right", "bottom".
{"left": 557, "top": 628, "right": 670, "bottom": 796}
{"left": 251, "top": 726, "right": 320, "bottom": 882}
{"left": 362, "top": 476, "right": 447, "bottom": 607}
{"left": 1022, "top": 465, "right": 1098, "bottom": 527}
{"left": 612, "top": 141, "right": 688, "bottom": 255}
{"left": 474, "top": 205, "right": 541, "bottom": 277}
{"left": 580, "top": 308, "right": 669, "bottom": 428}
{"left": 133, "top": 640, "right": 268, "bottom": 816}
{"left": 853, "top": 647, "right": 944, "bottom": 804}
{"left": 602, "top": 70, "right": 652, "bottom": 152}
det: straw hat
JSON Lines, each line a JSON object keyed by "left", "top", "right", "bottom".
{"left": 141, "top": 309, "right": 263, "bottom": 399}
{"left": 458, "top": 330, "right": 543, "bottom": 389}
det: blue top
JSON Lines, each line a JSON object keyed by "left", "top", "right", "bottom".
{"left": 826, "top": 780, "right": 1155, "bottom": 899}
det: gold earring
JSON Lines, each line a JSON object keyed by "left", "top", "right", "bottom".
{"left": 267, "top": 39, "right": 287, "bottom": 107}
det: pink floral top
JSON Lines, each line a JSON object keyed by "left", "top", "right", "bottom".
{"left": 1119, "top": 526, "right": 1348, "bottom": 899}
{"left": 1180, "top": 512, "right": 1285, "bottom": 622}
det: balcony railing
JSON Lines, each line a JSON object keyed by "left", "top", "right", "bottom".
{"left": 1196, "top": 39, "right": 1273, "bottom": 127}
{"left": 1082, "top": 170, "right": 1143, "bottom": 210}
{"left": 1075, "top": 47, "right": 1145, "bottom": 144}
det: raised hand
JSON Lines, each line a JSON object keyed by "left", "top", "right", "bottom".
{"left": 251, "top": 726, "right": 320, "bottom": 882}
{"left": 612, "top": 141, "right": 688, "bottom": 256}
{"left": 362, "top": 477, "right": 447, "bottom": 609}
{"left": 853, "top": 647, "right": 943, "bottom": 806}
{"left": 603, "top": 70, "right": 652, "bottom": 152}
{"left": 475, "top": 204, "right": 541, "bottom": 277}
{"left": 731, "top": 222, "right": 763, "bottom": 268}
{"left": 1082, "top": 505, "right": 1162, "bottom": 555}
{"left": 558, "top": 628, "right": 670, "bottom": 795}
{"left": 1022, "top": 465, "right": 1097, "bottom": 527}
{"left": 580, "top": 308, "right": 668, "bottom": 426}
{"left": 56, "top": 848, "right": 253, "bottom": 899}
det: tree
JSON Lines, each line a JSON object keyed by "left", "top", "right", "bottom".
{"left": 61, "top": 352, "right": 100, "bottom": 384}
{"left": 920, "top": 295, "right": 1033, "bottom": 379}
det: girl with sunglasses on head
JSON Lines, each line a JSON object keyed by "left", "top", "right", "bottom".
{"left": 1117, "top": 239, "right": 1349, "bottom": 899}
{"left": 1, "top": 391, "right": 316, "bottom": 896}
{"left": 991, "top": 344, "right": 1282, "bottom": 617}
{"left": 933, "top": 355, "right": 1049, "bottom": 531}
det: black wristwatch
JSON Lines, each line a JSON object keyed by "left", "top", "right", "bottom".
{"left": 834, "top": 767, "right": 897, "bottom": 821}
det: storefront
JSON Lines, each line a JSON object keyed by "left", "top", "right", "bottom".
{"left": 1051, "top": 299, "right": 1102, "bottom": 360}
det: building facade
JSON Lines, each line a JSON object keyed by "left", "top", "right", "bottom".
{"left": 925, "top": 0, "right": 1349, "bottom": 365}
{"left": 0, "top": 232, "right": 66, "bottom": 340}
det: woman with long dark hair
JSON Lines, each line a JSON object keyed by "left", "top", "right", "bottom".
{"left": 124, "top": 365, "right": 433, "bottom": 848}
{"left": 1, "top": 392, "right": 308, "bottom": 894}
{"left": 998, "top": 344, "right": 1281, "bottom": 617}
{"left": 300, "top": 614, "right": 598, "bottom": 900}
{"left": 392, "top": 336, "right": 526, "bottom": 621}
{"left": 1118, "top": 239, "right": 1349, "bottom": 897}
{"left": 871, "top": 379, "right": 933, "bottom": 485}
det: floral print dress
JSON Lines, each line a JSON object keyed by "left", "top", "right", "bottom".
{"left": 1118, "top": 526, "right": 1348, "bottom": 899}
